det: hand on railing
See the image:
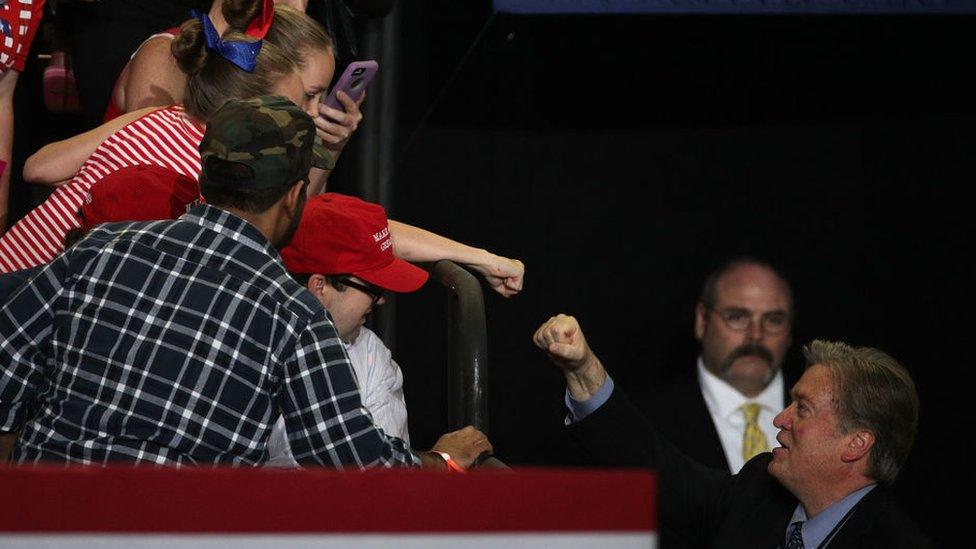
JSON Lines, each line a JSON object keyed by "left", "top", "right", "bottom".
{"left": 423, "top": 425, "right": 493, "bottom": 470}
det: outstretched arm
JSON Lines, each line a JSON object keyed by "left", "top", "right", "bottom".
{"left": 388, "top": 219, "right": 524, "bottom": 297}
{"left": 535, "top": 313, "right": 731, "bottom": 545}
{"left": 22, "top": 107, "right": 157, "bottom": 186}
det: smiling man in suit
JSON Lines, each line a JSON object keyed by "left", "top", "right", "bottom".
{"left": 534, "top": 314, "right": 932, "bottom": 548}
{"left": 647, "top": 257, "right": 795, "bottom": 474}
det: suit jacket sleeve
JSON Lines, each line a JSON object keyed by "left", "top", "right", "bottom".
{"left": 567, "top": 387, "right": 746, "bottom": 547}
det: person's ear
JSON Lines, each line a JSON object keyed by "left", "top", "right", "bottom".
{"left": 307, "top": 273, "right": 327, "bottom": 295}
{"left": 841, "top": 429, "right": 875, "bottom": 463}
{"left": 694, "top": 301, "right": 708, "bottom": 341}
{"left": 284, "top": 177, "right": 306, "bottom": 213}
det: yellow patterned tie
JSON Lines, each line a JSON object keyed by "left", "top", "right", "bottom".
{"left": 741, "top": 402, "right": 770, "bottom": 462}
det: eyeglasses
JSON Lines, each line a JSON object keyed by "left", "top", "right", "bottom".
{"left": 339, "top": 277, "right": 386, "bottom": 306}
{"left": 707, "top": 306, "right": 791, "bottom": 335}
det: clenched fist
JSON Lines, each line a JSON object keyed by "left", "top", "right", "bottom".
{"left": 533, "top": 314, "right": 608, "bottom": 401}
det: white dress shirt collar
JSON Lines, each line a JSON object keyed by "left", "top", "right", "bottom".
{"left": 697, "top": 356, "right": 784, "bottom": 420}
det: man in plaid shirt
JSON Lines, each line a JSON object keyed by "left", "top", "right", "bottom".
{"left": 0, "top": 95, "right": 491, "bottom": 469}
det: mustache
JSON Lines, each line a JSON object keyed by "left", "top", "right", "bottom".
{"left": 724, "top": 343, "right": 774, "bottom": 367}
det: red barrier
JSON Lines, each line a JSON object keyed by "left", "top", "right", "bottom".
{"left": 1, "top": 466, "right": 656, "bottom": 547}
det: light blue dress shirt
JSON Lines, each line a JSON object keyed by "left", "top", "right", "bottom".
{"left": 784, "top": 483, "right": 876, "bottom": 548}
{"left": 565, "top": 375, "right": 615, "bottom": 423}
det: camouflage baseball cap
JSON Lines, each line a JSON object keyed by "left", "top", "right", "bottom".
{"left": 198, "top": 95, "right": 334, "bottom": 191}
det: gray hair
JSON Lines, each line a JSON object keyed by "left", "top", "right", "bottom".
{"left": 803, "top": 340, "right": 919, "bottom": 485}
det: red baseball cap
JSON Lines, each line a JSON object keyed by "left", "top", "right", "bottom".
{"left": 79, "top": 165, "right": 201, "bottom": 231}
{"left": 280, "top": 193, "right": 429, "bottom": 293}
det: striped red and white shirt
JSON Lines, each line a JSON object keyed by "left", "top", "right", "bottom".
{"left": 0, "top": 106, "right": 205, "bottom": 272}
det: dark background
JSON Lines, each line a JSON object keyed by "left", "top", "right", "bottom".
{"left": 7, "top": 2, "right": 971, "bottom": 545}
{"left": 383, "top": 5, "right": 972, "bottom": 545}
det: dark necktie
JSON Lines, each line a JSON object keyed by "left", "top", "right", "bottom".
{"left": 785, "top": 521, "right": 805, "bottom": 549}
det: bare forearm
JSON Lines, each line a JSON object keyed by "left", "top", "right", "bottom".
{"left": 23, "top": 139, "right": 91, "bottom": 185}
{"left": 533, "top": 314, "right": 608, "bottom": 400}
{"left": 307, "top": 166, "right": 330, "bottom": 196}
{"left": 306, "top": 143, "right": 346, "bottom": 196}
{"left": 23, "top": 107, "right": 156, "bottom": 185}
{"left": 565, "top": 355, "right": 608, "bottom": 401}
{"left": 388, "top": 220, "right": 524, "bottom": 297}
{"left": 388, "top": 219, "right": 488, "bottom": 265}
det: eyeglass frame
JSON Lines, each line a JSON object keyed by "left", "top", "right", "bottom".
{"left": 337, "top": 276, "right": 386, "bottom": 306}
{"left": 703, "top": 304, "right": 792, "bottom": 335}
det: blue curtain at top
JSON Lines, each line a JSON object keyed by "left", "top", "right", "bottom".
{"left": 493, "top": 1, "right": 976, "bottom": 14}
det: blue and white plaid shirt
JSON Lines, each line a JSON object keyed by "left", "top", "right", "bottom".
{"left": 0, "top": 204, "right": 419, "bottom": 467}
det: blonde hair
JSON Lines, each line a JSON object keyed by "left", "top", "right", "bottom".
{"left": 170, "top": 4, "right": 335, "bottom": 121}
{"left": 172, "top": 22, "right": 298, "bottom": 121}
{"left": 266, "top": 4, "right": 336, "bottom": 68}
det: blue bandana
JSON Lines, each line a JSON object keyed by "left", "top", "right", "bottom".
{"left": 192, "top": 10, "right": 263, "bottom": 73}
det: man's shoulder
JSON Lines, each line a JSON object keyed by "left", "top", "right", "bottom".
{"left": 274, "top": 279, "right": 325, "bottom": 322}
{"left": 78, "top": 218, "right": 321, "bottom": 322}
{"left": 346, "top": 327, "right": 395, "bottom": 370}
{"left": 734, "top": 453, "right": 783, "bottom": 490}
{"left": 0, "top": 266, "right": 42, "bottom": 300}
{"left": 836, "top": 485, "right": 934, "bottom": 548}
{"left": 353, "top": 327, "right": 390, "bottom": 353}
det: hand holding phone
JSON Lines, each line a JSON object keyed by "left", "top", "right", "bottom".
{"left": 321, "top": 60, "right": 378, "bottom": 111}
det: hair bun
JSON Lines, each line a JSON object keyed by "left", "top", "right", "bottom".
{"left": 171, "top": 18, "right": 208, "bottom": 76}
{"left": 222, "top": 0, "right": 264, "bottom": 33}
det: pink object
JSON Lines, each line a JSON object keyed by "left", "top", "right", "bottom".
{"left": 42, "top": 51, "right": 81, "bottom": 113}
{"left": 0, "top": 159, "right": 7, "bottom": 179}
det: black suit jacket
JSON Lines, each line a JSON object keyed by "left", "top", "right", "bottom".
{"left": 569, "top": 389, "right": 933, "bottom": 549}
{"left": 644, "top": 368, "right": 733, "bottom": 471}
{"left": 644, "top": 365, "right": 798, "bottom": 472}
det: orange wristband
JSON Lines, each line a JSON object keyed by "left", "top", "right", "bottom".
{"left": 435, "top": 452, "right": 466, "bottom": 473}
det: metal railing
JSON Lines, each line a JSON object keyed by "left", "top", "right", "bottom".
{"left": 430, "top": 260, "right": 489, "bottom": 432}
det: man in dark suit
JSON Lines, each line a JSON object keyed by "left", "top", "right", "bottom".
{"left": 533, "top": 314, "right": 932, "bottom": 548}
{"left": 649, "top": 258, "right": 795, "bottom": 473}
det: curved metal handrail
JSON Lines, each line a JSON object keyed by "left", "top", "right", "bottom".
{"left": 430, "top": 260, "right": 489, "bottom": 432}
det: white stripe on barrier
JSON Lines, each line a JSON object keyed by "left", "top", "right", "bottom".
{"left": 2, "top": 533, "right": 656, "bottom": 549}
